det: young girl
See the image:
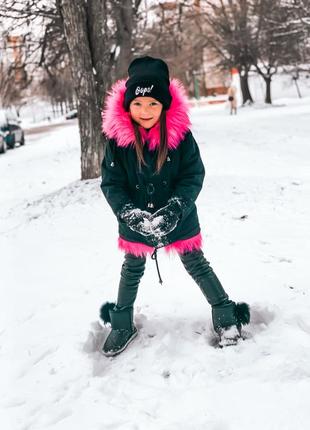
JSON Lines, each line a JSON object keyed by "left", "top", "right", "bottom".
{"left": 100, "top": 56, "right": 250, "bottom": 356}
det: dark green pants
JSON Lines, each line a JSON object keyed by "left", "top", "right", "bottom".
{"left": 117, "top": 249, "right": 229, "bottom": 308}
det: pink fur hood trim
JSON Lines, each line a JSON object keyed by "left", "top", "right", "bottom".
{"left": 102, "top": 79, "right": 191, "bottom": 150}
{"left": 118, "top": 233, "right": 202, "bottom": 257}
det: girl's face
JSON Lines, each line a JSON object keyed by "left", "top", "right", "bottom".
{"left": 129, "top": 97, "right": 163, "bottom": 128}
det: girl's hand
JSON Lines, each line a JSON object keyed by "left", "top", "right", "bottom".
{"left": 150, "top": 211, "right": 179, "bottom": 237}
{"left": 149, "top": 198, "right": 183, "bottom": 237}
{"left": 119, "top": 204, "right": 153, "bottom": 236}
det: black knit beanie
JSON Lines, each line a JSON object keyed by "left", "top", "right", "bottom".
{"left": 124, "top": 56, "right": 172, "bottom": 111}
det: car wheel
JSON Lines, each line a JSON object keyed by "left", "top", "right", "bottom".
{"left": 7, "top": 136, "right": 15, "bottom": 149}
{"left": 0, "top": 140, "right": 7, "bottom": 154}
{"left": 20, "top": 133, "right": 25, "bottom": 146}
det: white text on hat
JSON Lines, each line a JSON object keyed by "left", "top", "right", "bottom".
{"left": 135, "top": 85, "right": 154, "bottom": 96}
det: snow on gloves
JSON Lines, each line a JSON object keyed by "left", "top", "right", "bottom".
{"left": 119, "top": 197, "right": 185, "bottom": 238}
{"left": 150, "top": 197, "right": 184, "bottom": 237}
{"left": 119, "top": 204, "right": 153, "bottom": 236}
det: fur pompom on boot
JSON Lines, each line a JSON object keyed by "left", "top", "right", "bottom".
{"left": 99, "top": 302, "right": 116, "bottom": 324}
{"left": 235, "top": 302, "right": 250, "bottom": 326}
{"left": 212, "top": 300, "right": 250, "bottom": 347}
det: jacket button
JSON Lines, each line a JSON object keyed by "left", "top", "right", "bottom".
{"left": 135, "top": 184, "right": 140, "bottom": 190}
{"left": 146, "top": 183, "right": 155, "bottom": 195}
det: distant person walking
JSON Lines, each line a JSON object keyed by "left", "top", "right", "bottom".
{"left": 227, "top": 85, "right": 237, "bottom": 115}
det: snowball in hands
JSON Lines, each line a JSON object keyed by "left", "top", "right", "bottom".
{"left": 120, "top": 205, "right": 153, "bottom": 236}
{"left": 150, "top": 205, "right": 180, "bottom": 237}
{"left": 120, "top": 199, "right": 182, "bottom": 238}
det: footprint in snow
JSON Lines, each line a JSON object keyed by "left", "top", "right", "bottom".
{"left": 83, "top": 320, "right": 108, "bottom": 354}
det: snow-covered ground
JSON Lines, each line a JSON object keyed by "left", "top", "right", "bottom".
{"left": 1, "top": 98, "right": 309, "bottom": 430}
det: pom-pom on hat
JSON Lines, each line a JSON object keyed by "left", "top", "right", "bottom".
{"left": 124, "top": 56, "right": 172, "bottom": 111}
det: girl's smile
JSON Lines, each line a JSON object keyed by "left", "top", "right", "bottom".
{"left": 129, "top": 96, "right": 163, "bottom": 128}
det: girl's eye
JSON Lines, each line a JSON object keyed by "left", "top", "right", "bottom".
{"left": 132, "top": 101, "right": 158, "bottom": 107}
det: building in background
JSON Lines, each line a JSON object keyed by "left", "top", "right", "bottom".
{"left": 3, "top": 34, "right": 27, "bottom": 85}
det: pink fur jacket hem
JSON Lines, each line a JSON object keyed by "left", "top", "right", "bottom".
{"left": 118, "top": 233, "right": 203, "bottom": 257}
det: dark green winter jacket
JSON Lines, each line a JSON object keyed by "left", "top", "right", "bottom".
{"left": 101, "top": 79, "right": 205, "bottom": 255}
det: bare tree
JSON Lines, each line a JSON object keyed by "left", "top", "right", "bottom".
{"left": 1, "top": 0, "right": 142, "bottom": 179}
{"left": 283, "top": 0, "right": 310, "bottom": 66}
{"left": 250, "top": 0, "right": 308, "bottom": 103}
{"left": 39, "top": 64, "right": 76, "bottom": 114}
{"left": 113, "top": 0, "right": 142, "bottom": 80}
{"left": 134, "top": 1, "right": 205, "bottom": 96}
{"left": 57, "top": 0, "right": 142, "bottom": 179}
{"left": 199, "top": 0, "right": 257, "bottom": 104}
{"left": 193, "top": 0, "right": 309, "bottom": 104}
{"left": 0, "top": 1, "right": 65, "bottom": 79}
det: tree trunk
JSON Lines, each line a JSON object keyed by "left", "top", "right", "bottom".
{"left": 113, "top": 0, "right": 135, "bottom": 80}
{"left": 239, "top": 70, "right": 254, "bottom": 105}
{"left": 293, "top": 77, "right": 302, "bottom": 99}
{"left": 86, "top": 0, "right": 114, "bottom": 106}
{"left": 264, "top": 77, "right": 272, "bottom": 104}
{"left": 58, "top": 0, "right": 104, "bottom": 180}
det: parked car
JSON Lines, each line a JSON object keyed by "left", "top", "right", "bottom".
{"left": 65, "top": 109, "right": 78, "bottom": 120}
{"left": 0, "top": 108, "right": 25, "bottom": 149}
{"left": 0, "top": 130, "right": 7, "bottom": 154}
